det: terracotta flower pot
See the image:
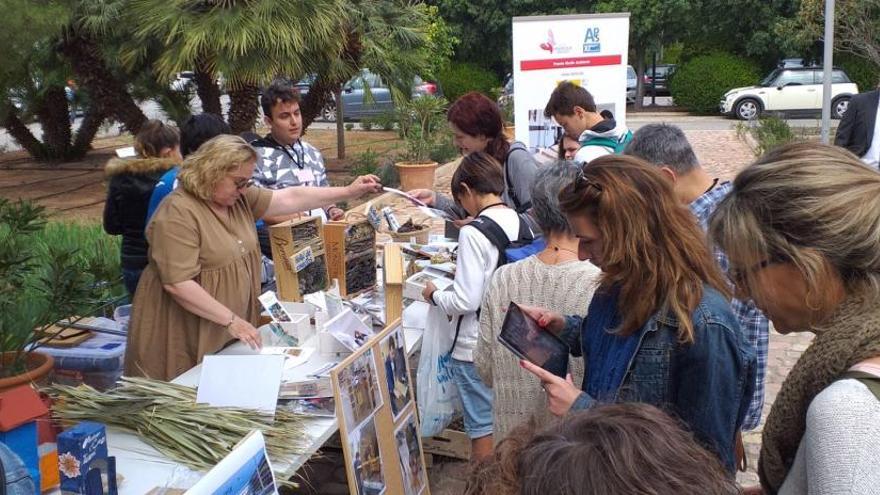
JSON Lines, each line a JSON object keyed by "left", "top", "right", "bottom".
{"left": 0, "top": 351, "right": 55, "bottom": 393}
{"left": 395, "top": 161, "right": 439, "bottom": 191}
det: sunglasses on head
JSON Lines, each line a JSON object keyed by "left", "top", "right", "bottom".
{"left": 574, "top": 168, "right": 603, "bottom": 193}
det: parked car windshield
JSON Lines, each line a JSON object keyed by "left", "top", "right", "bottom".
{"left": 760, "top": 69, "right": 781, "bottom": 87}
{"left": 627, "top": 66, "right": 636, "bottom": 79}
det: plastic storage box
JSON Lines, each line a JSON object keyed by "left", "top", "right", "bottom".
{"left": 39, "top": 318, "right": 126, "bottom": 391}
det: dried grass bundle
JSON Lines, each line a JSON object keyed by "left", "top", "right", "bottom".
{"left": 48, "top": 377, "right": 312, "bottom": 474}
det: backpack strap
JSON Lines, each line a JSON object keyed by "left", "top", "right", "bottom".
{"left": 504, "top": 147, "right": 532, "bottom": 213}
{"left": 841, "top": 370, "right": 880, "bottom": 401}
{"left": 449, "top": 214, "right": 522, "bottom": 354}
{"left": 468, "top": 216, "right": 514, "bottom": 268}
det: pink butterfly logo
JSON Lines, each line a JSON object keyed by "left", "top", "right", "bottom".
{"left": 540, "top": 30, "right": 555, "bottom": 53}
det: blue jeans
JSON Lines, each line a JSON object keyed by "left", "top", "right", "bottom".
{"left": 122, "top": 267, "right": 143, "bottom": 298}
{"left": 450, "top": 358, "right": 493, "bottom": 439}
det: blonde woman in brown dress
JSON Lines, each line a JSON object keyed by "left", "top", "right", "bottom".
{"left": 124, "top": 135, "right": 381, "bottom": 380}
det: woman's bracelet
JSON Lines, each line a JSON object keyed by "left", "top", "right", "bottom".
{"left": 223, "top": 312, "right": 236, "bottom": 328}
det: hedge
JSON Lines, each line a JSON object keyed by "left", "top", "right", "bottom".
{"left": 836, "top": 54, "right": 879, "bottom": 93}
{"left": 437, "top": 62, "right": 501, "bottom": 103}
{"left": 669, "top": 53, "right": 761, "bottom": 114}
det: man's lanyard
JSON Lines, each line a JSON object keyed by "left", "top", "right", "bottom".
{"left": 267, "top": 135, "right": 305, "bottom": 171}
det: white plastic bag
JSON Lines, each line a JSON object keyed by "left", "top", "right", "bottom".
{"left": 417, "top": 305, "right": 461, "bottom": 437}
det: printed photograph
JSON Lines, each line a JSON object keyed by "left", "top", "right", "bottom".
{"left": 258, "top": 291, "right": 293, "bottom": 323}
{"left": 395, "top": 413, "right": 426, "bottom": 495}
{"left": 379, "top": 329, "right": 411, "bottom": 419}
{"left": 337, "top": 349, "right": 383, "bottom": 431}
{"left": 211, "top": 448, "right": 276, "bottom": 495}
{"left": 348, "top": 417, "right": 387, "bottom": 495}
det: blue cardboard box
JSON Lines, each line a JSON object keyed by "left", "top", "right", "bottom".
{"left": 57, "top": 421, "right": 116, "bottom": 494}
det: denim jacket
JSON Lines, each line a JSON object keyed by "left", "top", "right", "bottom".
{"left": 561, "top": 285, "right": 757, "bottom": 473}
{"left": 1, "top": 441, "right": 37, "bottom": 495}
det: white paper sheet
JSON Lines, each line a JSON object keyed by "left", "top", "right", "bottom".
{"left": 196, "top": 355, "right": 285, "bottom": 415}
{"left": 382, "top": 187, "right": 428, "bottom": 206}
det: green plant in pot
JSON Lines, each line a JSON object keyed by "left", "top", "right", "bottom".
{"left": 0, "top": 199, "right": 123, "bottom": 390}
{"left": 395, "top": 95, "right": 448, "bottom": 191}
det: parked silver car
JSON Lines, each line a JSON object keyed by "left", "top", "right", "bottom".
{"left": 626, "top": 65, "right": 637, "bottom": 104}
{"left": 320, "top": 70, "right": 442, "bottom": 122}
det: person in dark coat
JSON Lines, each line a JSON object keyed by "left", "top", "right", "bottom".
{"left": 103, "top": 120, "right": 181, "bottom": 296}
{"left": 834, "top": 86, "right": 880, "bottom": 168}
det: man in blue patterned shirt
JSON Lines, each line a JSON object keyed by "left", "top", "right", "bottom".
{"left": 251, "top": 78, "right": 344, "bottom": 257}
{"left": 625, "top": 124, "right": 768, "bottom": 433}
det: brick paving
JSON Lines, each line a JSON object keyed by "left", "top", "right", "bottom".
{"left": 300, "top": 129, "right": 816, "bottom": 493}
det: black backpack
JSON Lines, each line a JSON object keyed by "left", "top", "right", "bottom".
{"left": 448, "top": 213, "right": 536, "bottom": 353}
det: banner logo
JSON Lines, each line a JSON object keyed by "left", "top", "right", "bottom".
{"left": 583, "top": 27, "right": 601, "bottom": 53}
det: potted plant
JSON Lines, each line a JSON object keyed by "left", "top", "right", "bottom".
{"left": 395, "top": 95, "right": 448, "bottom": 191}
{"left": 0, "top": 199, "right": 121, "bottom": 391}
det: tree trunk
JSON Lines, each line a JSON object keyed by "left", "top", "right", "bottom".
{"left": 301, "top": 79, "right": 334, "bottom": 130}
{"left": 227, "top": 84, "right": 260, "bottom": 135}
{"left": 58, "top": 28, "right": 147, "bottom": 134}
{"left": 302, "top": 28, "right": 363, "bottom": 132}
{"left": 1, "top": 101, "right": 47, "bottom": 160}
{"left": 194, "top": 58, "right": 222, "bottom": 116}
{"left": 634, "top": 45, "right": 646, "bottom": 111}
{"left": 71, "top": 103, "right": 106, "bottom": 158}
{"left": 335, "top": 88, "right": 345, "bottom": 159}
{"left": 35, "top": 86, "right": 73, "bottom": 160}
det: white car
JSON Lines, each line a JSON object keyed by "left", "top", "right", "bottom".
{"left": 720, "top": 67, "right": 858, "bottom": 120}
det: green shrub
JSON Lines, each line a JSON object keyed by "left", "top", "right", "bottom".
{"left": 32, "top": 220, "right": 125, "bottom": 301}
{"left": 361, "top": 118, "right": 374, "bottom": 131}
{"left": 737, "top": 115, "right": 798, "bottom": 156}
{"left": 836, "top": 54, "right": 879, "bottom": 93}
{"left": 669, "top": 53, "right": 760, "bottom": 114}
{"left": 374, "top": 112, "right": 397, "bottom": 131}
{"left": 351, "top": 147, "right": 380, "bottom": 176}
{"left": 345, "top": 123, "right": 354, "bottom": 131}
{"left": 437, "top": 62, "right": 501, "bottom": 102}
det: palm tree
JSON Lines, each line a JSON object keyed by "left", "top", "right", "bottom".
{"left": 0, "top": 0, "right": 110, "bottom": 161}
{"left": 122, "top": 0, "right": 348, "bottom": 133}
{"left": 299, "top": 0, "right": 434, "bottom": 130}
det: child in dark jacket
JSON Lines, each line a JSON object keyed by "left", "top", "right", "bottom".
{"left": 103, "top": 120, "right": 181, "bottom": 296}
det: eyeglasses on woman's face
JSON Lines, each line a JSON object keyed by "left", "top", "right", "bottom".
{"left": 232, "top": 177, "right": 254, "bottom": 190}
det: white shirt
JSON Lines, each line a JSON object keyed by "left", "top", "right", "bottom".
{"left": 861, "top": 96, "right": 880, "bottom": 167}
{"left": 432, "top": 207, "right": 521, "bottom": 362}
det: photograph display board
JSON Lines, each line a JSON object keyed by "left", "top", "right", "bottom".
{"left": 511, "top": 13, "right": 631, "bottom": 153}
{"left": 331, "top": 320, "right": 430, "bottom": 495}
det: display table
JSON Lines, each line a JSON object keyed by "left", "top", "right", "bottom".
{"left": 64, "top": 324, "right": 423, "bottom": 494}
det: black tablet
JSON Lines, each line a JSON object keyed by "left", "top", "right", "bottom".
{"left": 498, "top": 302, "right": 570, "bottom": 378}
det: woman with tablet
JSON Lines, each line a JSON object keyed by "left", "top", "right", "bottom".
{"left": 519, "top": 155, "right": 755, "bottom": 474}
